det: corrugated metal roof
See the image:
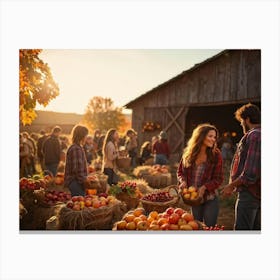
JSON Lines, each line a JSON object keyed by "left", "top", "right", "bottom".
{"left": 125, "top": 49, "right": 230, "bottom": 108}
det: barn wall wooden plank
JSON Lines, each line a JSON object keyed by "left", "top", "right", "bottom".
{"left": 246, "top": 50, "right": 261, "bottom": 99}
{"left": 127, "top": 50, "right": 261, "bottom": 157}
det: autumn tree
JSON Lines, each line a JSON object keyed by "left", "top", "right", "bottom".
{"left": 19, "top": 49, "right": 59, "bottom": 125}
{"left": 83, "top": 96, "right": 127, "bottom": 133}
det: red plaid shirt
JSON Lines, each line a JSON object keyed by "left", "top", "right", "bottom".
{"left": 64, "top": 144, "right": 88, "bottom": 187}
{"left": 152, "top": 140, "right": 170, "bottom": 158}
{"left": 230, "top": 127, "right": 261, "bottom": 199}
{"left": 177, "top": 150, "right": 223, "bottom": 193}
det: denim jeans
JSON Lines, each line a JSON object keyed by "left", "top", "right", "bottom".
{"left": 154, "top": 154, "right": 168, "bottom": 165}
{"left": 191, "top": 196, "right": 219, "bottom": 227}
{"left": 45, "top": 163, "right": 59, "bottom": 177}
{"left": 68, "top": 179, "right": 85, "bottom": 196}
{"left": 234, "top": 190, "right": 261, "bottom": 230}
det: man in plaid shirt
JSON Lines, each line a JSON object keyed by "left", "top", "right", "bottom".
{"left": 221, "top": 103, "right": 261, "bottom": 230}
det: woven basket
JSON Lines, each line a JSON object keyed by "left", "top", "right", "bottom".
{"left": 116, "top": 192, "right": 139, "bottom": 210}
{"left": 181, "top": 193, "right": 202, "bottom": 207}
{"left": 95, "top": 173, "right": 109, "bottom": 193}
{"left": 142, "top": 173, "right": 172, "bottom": 189}
{"left": 87, "top": 179, "right": 107, "bottom": 194}
{"left": 58, "top": 201, "right": 123, "bottom": 230}
{"left": 140, "top": 185, "right": 179, "bottom": 214}
{"left": 116, "top": 157, "right": 131, "bottom": 169}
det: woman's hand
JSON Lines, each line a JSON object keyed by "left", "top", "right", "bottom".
{"left": 221, "top": 184, "right": 235, "bottom": 198}
{"left": 178, "top": 181, "right": 187, "bottom": 192}
{"left": 198, "top": 185, "right": 207, "bottom": 198}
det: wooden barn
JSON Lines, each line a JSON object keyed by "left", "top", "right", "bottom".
{"left": 125, "top": 49, "right": 261, "bottom": 162}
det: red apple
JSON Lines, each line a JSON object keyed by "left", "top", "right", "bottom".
{"left": 84, "top": 199, "right": 92, "bottom": 207}
{"left": 72, "top": 196, "right": 79, "bottom": 202}
{"left": 66, "top": 201, "right": 74, "bottom": 208}
{"left": 182, "top": 212, "right": 194, "bottom": 222}
{"left": 162, "top": 213, "right": 170, "bottom": 219}
{"left": 174, "top": 208, "right": 185, "bottom": 217}
{"left": 39, "top": 179, "right": 46, "bottom": 188}
{"left": 20, "top": 177, "right": 29, "bottom": 186}
{"left": 72, "top": 202, "right": 81, "bottom": 211}
{"left": 160, "top": 223, "right": 170, "bottom": 230}
{"left": 169, "top": 213, "right": 180, "bottom": 224}
{"left": 165, "top": 207, "right": 175, "bottom": 215}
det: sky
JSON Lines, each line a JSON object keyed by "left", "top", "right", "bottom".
{"left": 36, "top": 49, "right": 222, "bottom": 115}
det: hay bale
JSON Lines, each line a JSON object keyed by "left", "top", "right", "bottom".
{"left": 58, "top": 201, "right": 124, "bottom": 230}
{"left": 20, "top": 203, "right": 65, "bottom": 230}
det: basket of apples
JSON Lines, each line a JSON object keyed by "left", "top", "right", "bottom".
{"left": 58, "top": 194, "right": 122, "bottom": 230}
{"left": 140, "top": 185, "right": 179, "bottom": 214}
{"left": 37, "top": 190, "right": 72, "bottom": 207}
{"left": 180, "top": 186, "right": 202, "bottom": 206}
{"left": 86, "top": 174, "right": 106, "bottom": 194}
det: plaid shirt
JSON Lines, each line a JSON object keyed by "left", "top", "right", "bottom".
{"left": 64, "top": 144, "right": 88, "bottom": 187}
{"left": 152, "top": 140, "right": 170, "bottom": 158}
{"left": 230, "top": 127, "right": 261, "bottom": 199}
{"left": 177, "top": 150, "right": 223, "bottom": 193}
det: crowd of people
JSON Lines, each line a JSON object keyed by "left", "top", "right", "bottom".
{"left": 19, "top": 103, "right": 261, "bottom": 231}
{"left": 19, "top": 124, "right": 170, "bottom": 179}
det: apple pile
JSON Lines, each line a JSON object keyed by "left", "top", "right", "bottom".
{"left": 115, "top": 207, "right": 148, "bottom": 230}
{"left": 141, "top": 190, "right": 173, "bottom": 202}
{"left": 133, "top": 165, "right": 170, "bottom": 177}
{"left": 43, "top": 190, "right": 72, "bottom": 206}
{"left": 149, "top": 164, "right": 169, "bottom": 175}
{"left": 65, "top": 194, "right": 118, "bottom": 211}
{"left": 203, "top": 224, "right": 225, "bottom": 231}
{"left": 20, "top": 177, "right": 47, "bottom": 191}
{"left": 146, "top": 207, "right": 200, "bottom": 230}
{"left": 181, "top": 186, "right": 199, "bottom": 201}
{"left": 114, "top": 207, "right": 201, "bottom": 231}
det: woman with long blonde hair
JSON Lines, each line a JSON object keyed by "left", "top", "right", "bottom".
{"left": 177, "top": 123, "right": 223, "bottom": 226}
{"left": 102, "top": 128, "right": 119, "bottom": 186}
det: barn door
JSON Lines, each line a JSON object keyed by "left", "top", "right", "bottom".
{"left": 163, "top": 106, "right": 189, "bottom": 154}
{"left": 143, "top": 106, "right": 189, "bottom": 155}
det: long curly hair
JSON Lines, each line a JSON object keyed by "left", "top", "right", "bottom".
{"left": 182, "top": 123, "right": 218, "bottom": 167}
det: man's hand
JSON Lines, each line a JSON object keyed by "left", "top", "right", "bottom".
{"left": 221, "top": 184, "right": 235, "bottom": 198}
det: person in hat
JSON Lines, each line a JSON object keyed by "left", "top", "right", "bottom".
{"left": 152, "top": 130, "right": 170, "bottom": 165}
